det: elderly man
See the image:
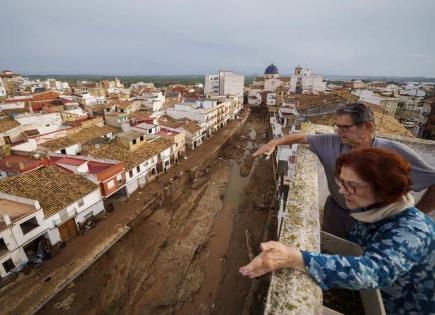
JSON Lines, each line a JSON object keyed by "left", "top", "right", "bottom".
{"left": 254, "top": 102, "right": 435, "bottom": 238}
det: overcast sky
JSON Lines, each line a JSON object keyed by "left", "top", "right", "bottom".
{"left": 1, "top": 0, "right": 434, "bottom": 77}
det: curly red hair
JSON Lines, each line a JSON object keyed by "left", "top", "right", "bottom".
{"left": 336, "top": 147, "right": 412, "bottom": 204}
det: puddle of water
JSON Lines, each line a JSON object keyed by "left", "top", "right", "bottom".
{"left": 243, "top": 138, "right": 257, "bottom": 159}
{"left": 223, "top": 162, "right": 253, "bottom": 208}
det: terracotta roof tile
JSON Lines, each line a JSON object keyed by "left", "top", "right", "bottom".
{"left": 0, "top": 118, "right": 20, "bottom": 133}
{"left": 107, "top": 100, "right": 140, "bottom": 110}
{"left": 129, "top": 110, "right": 154, "bottom": 120}
{"left": 70, "top": 126, "right": 120, "bottom": 143}
{"left": 158, "top": 115, "right": 200, "bottom": 133}
{"left": 308, "top": 108, "right": 414, "bottom": 138}
{"left": 40, "top": 126, "right": 120, "bottom": 151}
{"left": 0, "top": 155, "right": 49, "bottom": 173}
{"left": 0, "top": 165, "right": 98, "bottom": 217}
{"left": 89, "top": 137, "right": 173, "bottom": 170}
{"left": 181, "top": 120, "right": 201, "bottom": 133}
{"left": 39, "top": 136, "right": 77, "bottom": 151}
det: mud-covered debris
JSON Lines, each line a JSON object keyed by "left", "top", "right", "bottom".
{"left": 245, "top": 229, "right": 256, "bottom": 261}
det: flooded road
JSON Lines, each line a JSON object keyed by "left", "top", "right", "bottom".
{"left": 39, "top": 111, "right": 275, "bottom": 315}
{"left": 179, "top": 156, "right": 258, "bottom": 314}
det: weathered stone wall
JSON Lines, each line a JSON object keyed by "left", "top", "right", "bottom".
{"left": 378, "top": 135, "right": 435, "bottom": 206}
{"left": 379, "top": 134, "right": 435, "bottom": 167}
{"left": 265, "top": 138, "right": 322, "bottom": 314}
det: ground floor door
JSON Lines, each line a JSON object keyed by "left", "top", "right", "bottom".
{"left": 58, "top": 218, "right": 78, "bottom": 242}
{"left": 126, "top": 179, "right": 139, "bottom": 196}
{"left": 138, "top": 175, "right": 146, "bottom": 188}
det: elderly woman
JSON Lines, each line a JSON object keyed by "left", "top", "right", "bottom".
{"left": 240, "top": 148, "right": 434, "bottom": 314}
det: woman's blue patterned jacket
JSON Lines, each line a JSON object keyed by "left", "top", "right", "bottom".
{"left": 301, "top": 207, "right": 434, "bottom": 315}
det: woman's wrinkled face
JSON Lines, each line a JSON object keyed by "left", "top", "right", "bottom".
{"left": 337, "top": 166, "right": 377, "bottom": 209}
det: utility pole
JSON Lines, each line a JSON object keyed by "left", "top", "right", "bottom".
{"left": 377, "top": 99, "right": 387, "bottom": 134}
{"left": 403, "top": 88, "right": 418, "bottom": 137}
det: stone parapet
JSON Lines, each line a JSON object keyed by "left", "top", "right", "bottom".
{"left": 265, "top": 123, "right": 322, "bottom": 314}
{"left": 379, "top": 134, "right": 435, "bottom": 166}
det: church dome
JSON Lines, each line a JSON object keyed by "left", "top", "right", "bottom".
{"left": 264, "top": 64, "right": 279, "bottom": 75}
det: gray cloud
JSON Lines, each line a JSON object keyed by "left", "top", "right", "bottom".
{"left": 1, "top": 0, "right": 434, "bottom": 76}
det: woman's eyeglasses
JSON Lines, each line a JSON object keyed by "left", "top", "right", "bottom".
{"left": 335, "top": 177, "right": 369, "bottom": 195}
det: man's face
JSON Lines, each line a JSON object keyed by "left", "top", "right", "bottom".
{"left": 335, "top": 114, "right": 366, "bottom": 146}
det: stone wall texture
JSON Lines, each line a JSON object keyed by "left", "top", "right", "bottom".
{"left": 265, "top": 136, "right": 322, "bottom": 314}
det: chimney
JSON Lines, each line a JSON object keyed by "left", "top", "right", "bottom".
{"left": 3, "top": 215, "right": 11, "bottom": 226}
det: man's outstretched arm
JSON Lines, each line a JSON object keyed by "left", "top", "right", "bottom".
{"left": 252, "top": 133, "right": 308, "bottom": 157}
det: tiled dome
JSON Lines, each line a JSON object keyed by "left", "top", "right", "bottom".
{"left": 264, "top": 64, "right": 279, "bottom": 75}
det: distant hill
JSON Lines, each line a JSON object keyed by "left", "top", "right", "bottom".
{"left": 246, "top": 74, "right": 435, "bottom": 84}
{"left": 25, "top": 73, "right": 435, "bottom": 87}
{"left": 26, "top": 74, "right": 205, "bottom": 87}
{"left": 324, "top": 75, "right": 435, "bottom": 84}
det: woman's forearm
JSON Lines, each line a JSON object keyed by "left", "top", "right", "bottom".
{"left": 239, "top": 242, "right": 306, "bottom": 278}
{"left": 288, "top": 247, "right": 306, "bottom": 272}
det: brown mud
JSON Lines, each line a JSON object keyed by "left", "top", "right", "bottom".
{"left": 39, "top": 111, "right": 276, "bottom": 315}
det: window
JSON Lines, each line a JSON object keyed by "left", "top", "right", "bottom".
{"left": 136, "top": 166, "right": 140, "bottom": 173}
{"left": 133, "top": 139, "right": 137, "bottom": 144}
{"left": 60, "top": 149, "right": 67, "bottom": 154}
{"left": 2, "top": 258, "right": 15, "bottom": 273}
{"left": 84, "top": 212, "right": 93, "bottom": 220}
{"left": 140, "top": 136, "right": 144, "bottom": 141}
{"left": 3, "top": 136, "right": 11, "bottom": 145}
{"left": 107, "top": 179, "right": 115, "bottom": 190}
{"left": 116, "top": 174, "right": 123, "bottom": 184}
{"left": 77, "top": 199, "right": 84, "bottom": 207}
{"left": 129, "top": 170, "right": 134, "bottom": 178}
{"left": 0, "top": 238, "right": 8, "bottom": 254}
{"left": 20, "top": 217, "right": 39, "bottom": 234}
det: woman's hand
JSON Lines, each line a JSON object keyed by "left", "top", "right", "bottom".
{"left": 239, "top": 241, "right": 303, "bottom": 278}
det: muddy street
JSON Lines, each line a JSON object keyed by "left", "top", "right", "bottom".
{"left": 39, "top": 111, "right": 276, "bottom": 315}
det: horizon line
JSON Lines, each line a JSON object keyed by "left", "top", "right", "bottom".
{"left": 20, "top": 72, "right": 435, "bottom": 80}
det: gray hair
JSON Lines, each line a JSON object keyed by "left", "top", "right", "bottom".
{"left": 336, "top": 102, "right": 374, "bottom": 125}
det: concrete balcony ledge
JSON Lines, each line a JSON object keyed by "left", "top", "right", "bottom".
{"left": 265, "top": 138, "right": 322, "bottom": 314}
